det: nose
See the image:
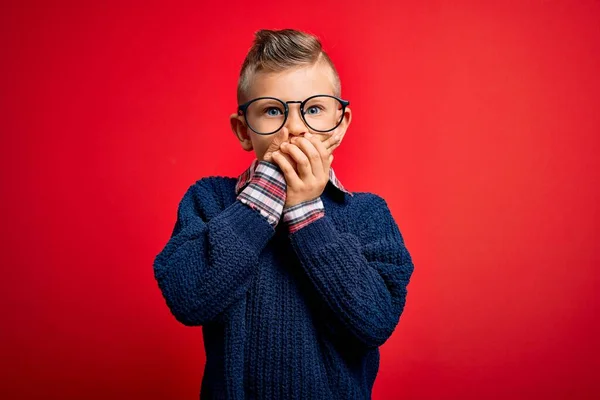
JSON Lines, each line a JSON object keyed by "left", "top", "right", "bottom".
{"left": 284, "top": 103, "right": 308, "bottom": 138}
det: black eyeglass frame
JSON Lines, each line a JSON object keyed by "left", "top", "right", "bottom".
{"left": 237, "top": 94, "right": 350, "bottom": 135}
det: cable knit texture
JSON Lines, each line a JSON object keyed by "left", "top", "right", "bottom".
{"left": 153, "top": 176, "right": 415, "bottom": 399}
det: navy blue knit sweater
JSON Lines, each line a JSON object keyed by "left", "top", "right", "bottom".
{"left": 153, "top": 176, "right": 414, "bottom": 399}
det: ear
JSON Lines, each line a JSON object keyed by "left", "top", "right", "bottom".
{"left": 230, "top": 112, "right": 253, "bottom": 151}
{"left": 335, "top": 106, "right": 352, "bottom": 145}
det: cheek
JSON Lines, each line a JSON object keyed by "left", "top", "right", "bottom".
{"left": 253, "top": 136, "right": 273, "bottom": 154}
{"left": 318, "top": 132, "right": 333, "bottom": 142}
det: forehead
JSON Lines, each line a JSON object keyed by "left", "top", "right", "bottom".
{"left": 247, "top": 62, "right": 336, "bottom": 101}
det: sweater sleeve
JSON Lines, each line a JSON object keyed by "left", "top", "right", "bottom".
{"left": 153, "top": 179, "right": 276, "bottom": 327}
{"left": 288, "top": 193, "right": 414, "bottom": 349}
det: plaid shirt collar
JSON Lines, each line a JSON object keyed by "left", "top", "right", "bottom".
{"left": 235, "top": 158, "right": 353, "bottom": 197}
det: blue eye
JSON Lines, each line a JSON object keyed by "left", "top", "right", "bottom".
{"left": 306, "top": 106, "right": 322, "bottom": 115}
{"left": 265, "top": 107, "right": 282, "bottom": 116}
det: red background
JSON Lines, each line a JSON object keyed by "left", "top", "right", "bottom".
{"left": 1, "top": 1, "right": 599, "bottom": 399}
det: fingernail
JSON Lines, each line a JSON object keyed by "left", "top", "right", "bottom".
{"left": 305, "top": 133, "right": 312, "bottom": 138}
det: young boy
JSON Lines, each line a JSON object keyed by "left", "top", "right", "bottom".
{"left": 153, "top": 29, "right": 414, "bottom": 399}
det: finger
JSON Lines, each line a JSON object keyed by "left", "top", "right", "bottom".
{"left": 306, "top": 133, "right": 331, "bottom": 162}
{"left": 296, "top": 134, "right": 330, "bottom": 178}
{"left": 280, "top": 142, "right": 312, "bottom": 179}
{"left": 306, "top": 133, "right": 332, "bottom": 178}
{"left": 272, "top": 150, "right": 302, "bottom": 187}
{"left": 306, "top": 134, "right": 332, "bottom": 175}
{"left": 290, "top": 136, "right": 324, "bottom": 180}
{"left": 276, "top": 148, "right": 298, "bottom": 173}
{"left": 322, "top": 132, "right": 342, "bottom": 153}
{"left": 263, "top": 151, "right": 274, "bottom": 163}
{"left": 327, "top": 138, "right": 341, "bottom": 154}
{"left": 310, "top": 135, "right": 334, "bottom": 173}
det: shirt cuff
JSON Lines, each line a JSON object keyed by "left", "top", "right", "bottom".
{"left": 282, "top": 197, "right": 325, "bottom": 233}
{"left": 237, "top": 161, "right": 287, "bottom": 227}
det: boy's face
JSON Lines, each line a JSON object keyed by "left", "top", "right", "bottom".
{"left": 230, "top": 62, "right": 352, "bottom": 162}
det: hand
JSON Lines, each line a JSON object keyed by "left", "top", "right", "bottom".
{"left": 261, "top": 134, "right": 288, "bottom": 163}
{"left": 271, "top": 132, "right": 342, "bottom": 208}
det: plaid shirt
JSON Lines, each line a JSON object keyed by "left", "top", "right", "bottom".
{"left": 236, "top": 158, "right": 353, "bottom": 233}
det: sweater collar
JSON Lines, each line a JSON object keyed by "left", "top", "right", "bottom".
{"left": 235, "top": 158, "right": 353, "bottom": 197}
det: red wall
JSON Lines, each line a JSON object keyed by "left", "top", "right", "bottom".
{"left": 1, "top": 1, "right": 599, "bottom": 399}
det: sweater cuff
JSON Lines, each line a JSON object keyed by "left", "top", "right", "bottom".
{"left": 288, "top": 213, "right": 340, "bottom": 249}
{"left": 219, "top": 199, "right": 276, "bottom": 250}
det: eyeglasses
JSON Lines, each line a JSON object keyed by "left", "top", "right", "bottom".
{"left": 237, "top": 94, "right": 350, "bottom": 135}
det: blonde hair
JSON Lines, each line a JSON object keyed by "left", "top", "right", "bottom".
{"left": 237, "top": 29, "right": 341, "bottom": 104}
